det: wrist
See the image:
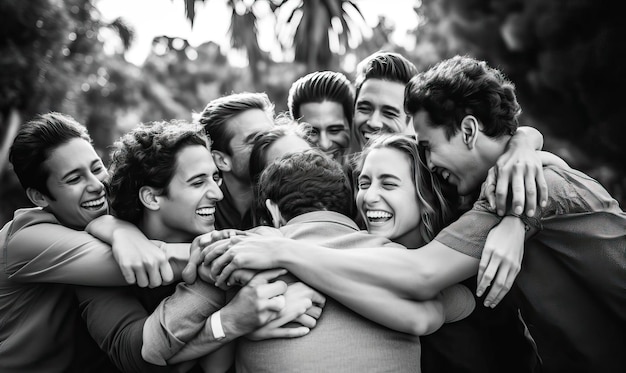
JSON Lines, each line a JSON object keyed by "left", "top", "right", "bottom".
{"left": 209, "top": 310, "right": 226, "bottom": 340}
{"left": 216, "top": 306, "right": 246, "bottom": 339}
{"left": 275, "top": 242, "right": 296, "bottom": 270}
{"left": 501, "top": 216, "right": 530, "bottom": 235}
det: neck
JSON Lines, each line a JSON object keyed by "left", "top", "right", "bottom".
{"left": 223, "top": 174, "right": 253, "bottom": 216}
{"left": 473, "top": 134, "right": 511, "bottom": 190}
{"left": 138, "top": 214, "right": 192, "bottom": 243}
{"left": 394, "top": 228, "right": 424, "bottom": 249}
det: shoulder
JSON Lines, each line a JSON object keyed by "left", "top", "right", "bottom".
{"left": 542, "top": 165, "right": 621, "bottom": 214}
{"left": 12, "top": 207, "right": 58, "bottom": 227}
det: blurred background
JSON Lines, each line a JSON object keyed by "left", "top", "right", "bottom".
{"left": 1, "top": 0, "right": 625, "bottom": 226}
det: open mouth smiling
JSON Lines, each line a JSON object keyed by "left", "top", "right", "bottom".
{"left": 81, "top": 196, "right": 106, "bottom": 210}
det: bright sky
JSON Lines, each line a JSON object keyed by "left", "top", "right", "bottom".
{"left": 96, "top": 0, "right": 419, "bottom": 66}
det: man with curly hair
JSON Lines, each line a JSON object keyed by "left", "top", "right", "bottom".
{"left": 74, "top": 120, "right": 319, "bottom": 372}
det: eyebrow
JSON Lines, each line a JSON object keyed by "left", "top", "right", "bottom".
{"left": 379, "top": 173, "right": 402, "bottom": 180}
{"left": 185, "top": 173, "right": 208, "bottom": 183}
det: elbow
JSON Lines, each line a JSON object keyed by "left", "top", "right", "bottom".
{"left": 409, "top": 266, "right": 442, "bottom": 300}
{"left": 405, "top": 314, "right": 443, "bottom": 337}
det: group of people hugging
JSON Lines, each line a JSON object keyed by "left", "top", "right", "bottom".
{"left": 1, "top": 52, "right": 624, "bottom": 373}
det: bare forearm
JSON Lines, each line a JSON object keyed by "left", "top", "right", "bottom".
{"left": 276, "top": 241, "right": 477, "bottom": 302}
{"left": 325, "top": 279, "right": 446, "bottom": 335}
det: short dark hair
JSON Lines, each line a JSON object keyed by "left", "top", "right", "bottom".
{"left": 108, "top": 120, "right": 209, "bottom": 224}
{"left": 9, "top": 112, "right": 92, "bottom": 198}
{"left": 405, "top": 55, "right": 521, "bottom": 140}
{"left": 196, "top": 92, "right": 274, "bottom": 155}
{"left": 288, "top": 70, "right": 355, "bottom": 125}
{"left": 248, "top": 118, "right": 313, "bottom": 225}
{"left": 248, "top": 117, "right": 312, "bottom": 186}
{"left": 354, "top": 51, "right": 418, "bottom": 100}
{"left": 257, "top": 149, "right": 352, "bottom": 222}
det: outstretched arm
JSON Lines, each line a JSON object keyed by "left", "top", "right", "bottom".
{"left": 143, "top": 270, "right": 294, "bottom": 365}
{"left": 5, "top": 211, "right": 182, "bottom": 287}
{"left": 200, "top": 235, "right": 480, "bottom": 333}
{"left": 6, "top": 220, "right": 142, "bottom": 286}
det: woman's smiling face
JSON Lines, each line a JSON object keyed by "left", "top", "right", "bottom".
{"left": 356, "top": 147, "right": 422, "bottom": 247}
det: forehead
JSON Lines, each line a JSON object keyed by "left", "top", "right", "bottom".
{"left": 412, "top": 110, "right": 444, "bottom": 143}
{"left": 356, "top": 79, "right": 405, "bottom": 108}
{"left": 172, "top": 145, "right": 216, "bottom": 179}
{"left": 265, "top": 135, "right": 311, "bottom": 163}
{"left": 227, "top": 109, "right": 273, "bottom": 142}
{"left": 299, "top": 101, "right": 347, "bottom": 126}
{"left": 362, "top": 147, "right": 412, "bottom": 179}
{"left": 44, "top": 138, "right": 100, "bottom": 177}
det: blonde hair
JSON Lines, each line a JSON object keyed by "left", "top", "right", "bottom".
{"left": 353, "top": 133, "right": 453, "bottom": 242}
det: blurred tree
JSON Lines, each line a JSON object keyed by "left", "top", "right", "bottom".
{"left": 273, "top": 0, "right": 368, "bottom": 71}
{"left": 183, "top": 0, "right": 269, "bottom": 84}
{"left": 182, "top": 0, "right": 368, "bottom": 72}
{"left": 0, "top": 0, "right": 136, "bottom": 224}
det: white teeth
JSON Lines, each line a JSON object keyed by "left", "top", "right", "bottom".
{"left": 196, "top": 207, "right": 215, "bottom": 216}
{"left": 81, "top": 196, "right": 105, "bottom": 208}
{"left": 366, "top": 210, "right": 392, "bottom": 220}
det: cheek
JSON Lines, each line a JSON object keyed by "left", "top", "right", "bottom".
{"left": 331, "top": 132, "right": 350, "bottom": 144}
{"left": 353, "top": 113, "right": 367, "bottom": 127}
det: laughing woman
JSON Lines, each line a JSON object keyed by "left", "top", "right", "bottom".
{"left": 353, "top": 133, "right": 569, "bottom": 373}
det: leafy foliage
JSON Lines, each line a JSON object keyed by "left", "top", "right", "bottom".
{"left": 1, "top": 0, "right": 624, "bottom": 225}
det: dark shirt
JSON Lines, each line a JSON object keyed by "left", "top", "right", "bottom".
{"left": 215, "top": 182, "right": 253, "bottom": 230}
{"left": 420, "top": 277, "right": 540, "bottom": 373}
{"left": 435, "top": 166, "right": 626, "bottom": 373}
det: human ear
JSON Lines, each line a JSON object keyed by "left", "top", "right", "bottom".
{"left": 265, "top": 199, "right": 284, "bottom": 228}
{"left": 25, "top": 187, "right": 49, "bottom": 208}
{"left": 139, "top": 186, "right": 160, "bottom": 211}
{"left": 212, "top": 150, "right": 232, "bottom": 172}
{"left": 460, "top": 115, "right": 479, "bottom": 149}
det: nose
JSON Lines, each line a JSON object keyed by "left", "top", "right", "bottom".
{"left": 207, "top": 181, "right": 224, "bottom": 201}
{"left": 425, "top": 150, "right": 435, "bottom": 172}
{"left": 367, "top": 111, "right": 384, "bottom": 131}
{"left": 363, "top": 184, "right": 381, "bottom": 204}
{"left": 318, "top": 131, "right": 332, "bottom": 150}
{"left": 86, "top": 172, "right": 106, "bottom": 193}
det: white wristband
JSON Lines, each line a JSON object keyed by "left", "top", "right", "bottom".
{"left": 210, "top": 310, "right": 226, "bottom": 340}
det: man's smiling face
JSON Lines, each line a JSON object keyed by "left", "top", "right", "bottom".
{"left": 412, "top": 110, "right": 483, "bottom": 196}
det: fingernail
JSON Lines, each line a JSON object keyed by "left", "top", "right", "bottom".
{"left": 497, "top": 210, "right": 504, "bottom": 216}
{"left": 476, "top": 289, "right": 483, "bottom": 297}
{"left": 514, "top": 206, "right": 523, "bottom": 215}
{"left": 541, "top": 200, "right": 547, "bottom": 207}
{"left": 527, "top": 209, "right": 534, "bottom": 217}
{"left": 490, "top": 303, "right": 496, "bottom": 308}
{"left": 484, "top": 301, "right": 490, "bottom": 308}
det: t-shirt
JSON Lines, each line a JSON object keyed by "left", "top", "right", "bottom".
{"left": 215, "top": 182, "right": 253, "bottom": 230}
{"left": 435, "top": 166, "right": 626, "bottom": 373}
{"left": 0, "top": 208, "right": 117, "bottom": 373}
